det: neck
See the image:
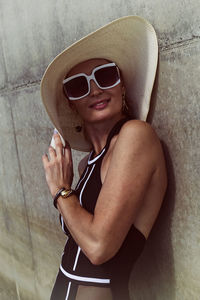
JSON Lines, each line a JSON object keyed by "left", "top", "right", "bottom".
{"left": 84, "top": 113, "right": 126, "bottom": 156}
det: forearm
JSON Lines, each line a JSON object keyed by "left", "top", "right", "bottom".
{"left": 57, "top": 194, "right": 101, "bottom": 263}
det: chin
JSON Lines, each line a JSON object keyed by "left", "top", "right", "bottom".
{"left": 88, "top": 110, "right": 122, "bottom": 124}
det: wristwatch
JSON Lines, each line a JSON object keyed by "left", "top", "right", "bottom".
{"left": 53, "top": 187, "right": 75, "bottom": 209}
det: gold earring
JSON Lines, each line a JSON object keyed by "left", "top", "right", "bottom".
{"left": 122, "top": 92, "right": 128, "bottom": 112}
{"left": 75, "top": 118, "right": 84, "bottom": 133}
{"left": 75, "top": 125, "right": 82, "bottom": 132}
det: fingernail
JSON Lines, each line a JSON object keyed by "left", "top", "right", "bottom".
{"left": 54, "top": 128, "right": 58, "bottom": 134}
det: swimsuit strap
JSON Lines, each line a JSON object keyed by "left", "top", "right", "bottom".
{"left": 87, "top": 116, "right": 131, "bottom": 165}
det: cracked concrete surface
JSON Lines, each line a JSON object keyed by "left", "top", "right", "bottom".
{"left": 0, "top": 0, "right": 199, "bottom": 299}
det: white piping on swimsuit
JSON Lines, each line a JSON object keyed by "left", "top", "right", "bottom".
{"left": 60, "top": 264, "right": 110, "bottom": 284}
{"left": 73, "top": 246, "right": 81, "bottom": 271}
{"left": 75, "top": 166, "right": 89, "bottom": 190}
{"left": 79, "top": 164, "right": 95, "bottom": 206}
{"left": 87, "top": 148, "right": 106, "bottom": 165}
{"left": 65, "top": 281, "right": 71, "bottom": 300}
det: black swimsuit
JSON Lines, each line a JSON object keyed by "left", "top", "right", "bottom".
{"left": 50, "top": 117, "right": 146, "bottom": 300}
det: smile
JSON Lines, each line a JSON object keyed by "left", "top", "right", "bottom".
{"left": 89, "top": 99, "right": 110, "bottom": 109}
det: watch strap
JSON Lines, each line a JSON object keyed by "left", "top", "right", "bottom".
{"left": 53, "top": 187, "right": 75, "bottom": 209}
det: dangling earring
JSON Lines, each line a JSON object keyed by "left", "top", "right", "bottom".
{"left": 75, "top": 125, "right": 82, "bottom": 132}
{"left": 74, "top": 115, "right": 83, "bottom": 133}
{"left": 122, "top": 92, "right": 129, "bottom": 112}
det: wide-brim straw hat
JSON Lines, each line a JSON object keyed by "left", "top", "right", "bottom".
{"left": 41, "top": 15, "right": 158, "bottom": 152}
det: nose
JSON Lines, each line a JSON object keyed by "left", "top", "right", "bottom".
{"left": 89, "top": 79, "right": 103, "bottom": 96}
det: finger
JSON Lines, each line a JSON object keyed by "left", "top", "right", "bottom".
{"left": 64, "top": 144, "right": 73, "bottom": 164}
{"left": 48, "top": 146, "right": 56, "bottom": 160}
{"left": 64, "top": 139, "right": 71, "bottom": 148}
{"left": 42, "top": 153, "right": 49, "bottom": 166}
{"left": 54, "top": 133, "right": 63, "bottom": 157}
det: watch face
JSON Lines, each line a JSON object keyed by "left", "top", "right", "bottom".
{"left": 61, "top": 190, "right": 69, "bottom": 198}
{"left": 61, "top": 189, "right": 72, "bottom": 198}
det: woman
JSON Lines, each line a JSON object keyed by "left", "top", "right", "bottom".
{"left": 41, "top": 16, "right": 167, "bottom": 300}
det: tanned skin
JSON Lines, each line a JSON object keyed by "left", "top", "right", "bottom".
{"left": 42, "top": 59, "right": 167, "bottom": 299}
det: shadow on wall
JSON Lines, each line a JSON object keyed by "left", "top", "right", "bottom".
{"left": 129, "top": 58, "right": 176, "bottom": 299}
{"left": 147, "top": 54, "right": 160, "bottom": 125}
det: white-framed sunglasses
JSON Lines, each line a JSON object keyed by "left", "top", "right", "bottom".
{"left": 63, "top": 62, "right": 121, "bottom": 100}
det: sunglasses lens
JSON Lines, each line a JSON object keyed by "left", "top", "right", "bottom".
{"left": 64, "top": 76, "right": 88, "bottom": 99}
{"left": 95, "top": 66, "right": 119, "bottom": 88}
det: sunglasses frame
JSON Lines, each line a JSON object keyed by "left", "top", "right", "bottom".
{"left": 63, "top": 62, "right": 121, "bottom": 100}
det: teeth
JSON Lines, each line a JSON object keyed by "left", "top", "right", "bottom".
{"left": 95, "top": 100, "right": 108, "bottom": 106}
{"left": 96, "top": 102, "right": 105, "bottom": 106}
{"left": 90, "top": 100, "right": 109, "bottom": 108}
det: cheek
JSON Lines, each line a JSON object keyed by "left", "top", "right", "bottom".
{"left": 72, "top": 100, "right": 88, "bottom": 116}
{"left": 110, "top": 83, "right": 123, "bottom": 96}
{"left": 68, "top": 99, "right": 74, "bottom": 110}
{"left": 110, "top": 87, "right": 123, "bottom": 103}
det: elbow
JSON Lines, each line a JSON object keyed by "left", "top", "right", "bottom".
{"left": 87, "top": 242, "right": 115, "bottom": 266}
{"left": 89, "top": 254, "right": 105, "bottom": 266}
{"left": 89, "top": 254, "right": 108, "bottom": 266}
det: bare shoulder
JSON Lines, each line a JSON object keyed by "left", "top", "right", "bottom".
{"left": 109, "top": 119, "right": 166, "bottom": 179}
{"left": 117, "top": 119, "right": 161, "bottom": 154}
{"left": 78, "top": 153, "right": 90, "bottom": 177}
{"left": 120, "top": 119, "right": 159, "bottom": 142}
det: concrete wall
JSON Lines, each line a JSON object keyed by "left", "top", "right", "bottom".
{"left": 0, "top": 1, "right": 199, "bottom": 299}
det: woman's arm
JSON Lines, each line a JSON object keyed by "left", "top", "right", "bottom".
{"left": 42, "top": 120, "right": 166, "bottom": 265}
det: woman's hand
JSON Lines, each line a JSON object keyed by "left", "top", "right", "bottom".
{"left": 42, "top": 133, "right": 74, "bottom": 197}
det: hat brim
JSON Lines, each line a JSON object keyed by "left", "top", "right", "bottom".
{"left": 41, "top": 15, "right": 158, "bottom": 152}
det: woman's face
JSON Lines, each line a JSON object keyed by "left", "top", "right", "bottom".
{"left": 65, "top": 58, "right": 125, "bottom": 123}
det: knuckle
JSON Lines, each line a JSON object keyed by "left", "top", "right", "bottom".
{"left": 45, "top": 163, "right": 51, "bottom": 169}
{"left": 55, "top": 143, "right": 62, "bottom": 151}
{"left": 54, "top": 135, "right": 61, "bottom": 143}
{"left": 52, "top": 161, "right": 57, "bottom": 167}
{"left": 44, "top": 164, "right": 49, "bottom": 171}
{"left": 60, "top": 156, "right": 65, "bottom": 164}
{"left": 55, "top": 141, "right": 61, "bottom": 147}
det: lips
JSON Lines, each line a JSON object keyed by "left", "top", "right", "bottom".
{"left": 89, "top": 99, "right": 110, "bottom": 108}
